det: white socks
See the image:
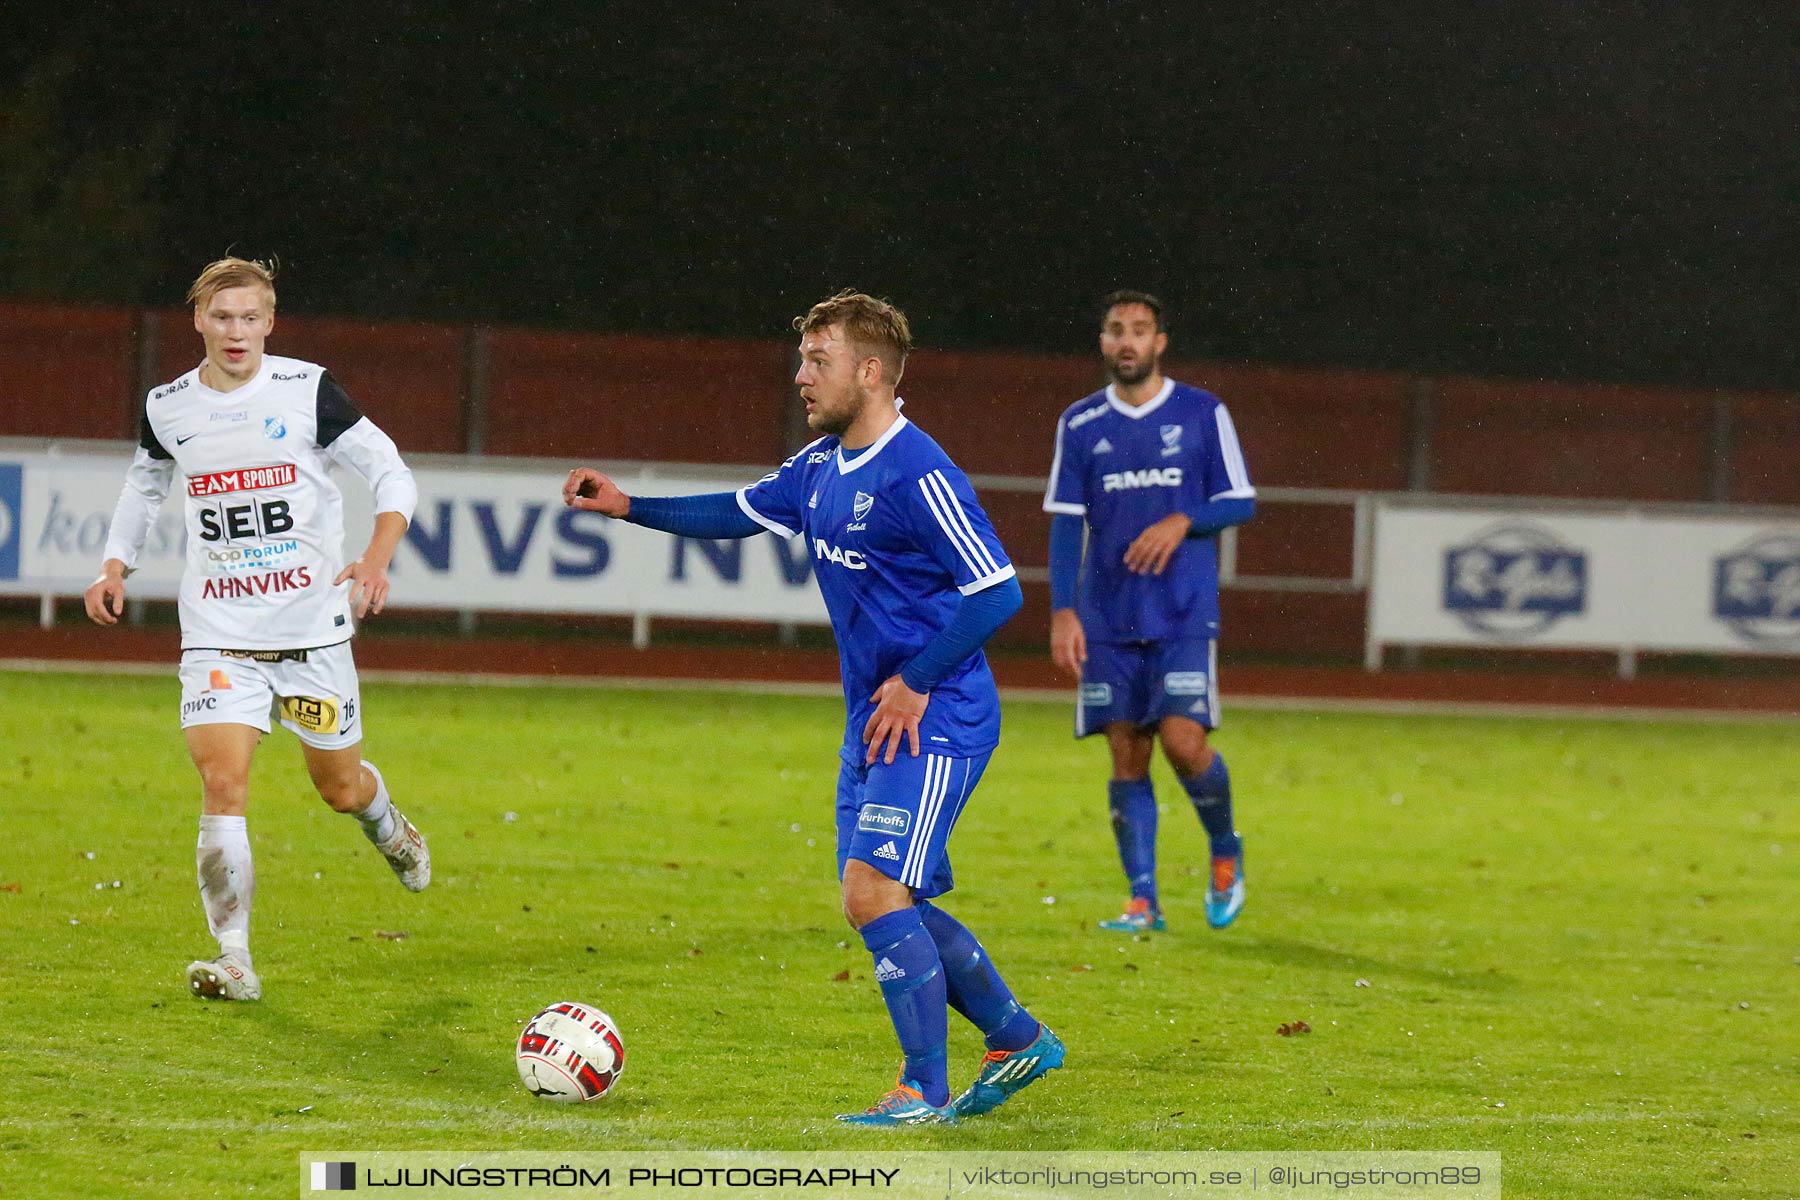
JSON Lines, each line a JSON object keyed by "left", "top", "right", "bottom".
{"left": 196, "top": 763, "right": 396, "bottom": 966}
{"left": 196, "top": 814, "right": 253, "bottom": 964}
{"left": 354, "top": 760, "right": 399, "bottom": 845}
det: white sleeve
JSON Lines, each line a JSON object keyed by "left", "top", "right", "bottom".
{"left": 327, "top": 418, "right": 418, "bottom": 523}
{"left": 1042, "top": 414, "right": 1088, "bottom": 515}
{"left": 102, "top": 449, "right": 176, "bottom": 571}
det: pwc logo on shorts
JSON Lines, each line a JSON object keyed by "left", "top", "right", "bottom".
{"left": 857, "top": 804, "right": 911, "bottom": 838}
{"left": 1713, "top": 532, "right": 1800, "bottom": 645}
{"left": 0, "top": 463, "right": 21, "bottom": 581}
{"left": 1442, "top": 523, "right": 1587, "bottom": 638}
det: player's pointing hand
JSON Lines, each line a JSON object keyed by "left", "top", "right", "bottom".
{"left": 563, "top": 468, "right": 631, "bottom": 518}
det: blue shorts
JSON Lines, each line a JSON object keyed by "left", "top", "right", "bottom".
{"left": 835, "top": 748, "right": 991, "bottom": 900}
{"left": 1077, "top": 637, "right": 1220, "bottom": 736}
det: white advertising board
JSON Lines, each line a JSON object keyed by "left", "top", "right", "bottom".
{"left": 1369, "top": 503, "right": 1800, "bottom": 658}
{"left": 0, "top": 449, "right": 827, "bottom": 625}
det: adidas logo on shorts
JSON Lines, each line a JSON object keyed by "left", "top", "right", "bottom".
{"left": 874, "top": 956, "right": 905, "bottom": 982}
{"left": 873, "top": 840, "right": 900, "bottom": 861}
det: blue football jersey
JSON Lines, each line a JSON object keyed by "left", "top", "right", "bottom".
{"left": 738, "top": 415, "right": 1016, "bottom": 758}
{"left": 1043, "top": 379, "right": 1254, "bottom": 642}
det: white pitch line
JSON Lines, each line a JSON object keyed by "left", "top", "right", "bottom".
{"left": 0, "top": 1104, "right": 1709, "bottom": 1136}
{"left": 1157, "top": 691, "right": 1799, "bottom": 726}
{"left": 1, "top": 658, "right": 1794, "bottom": 725}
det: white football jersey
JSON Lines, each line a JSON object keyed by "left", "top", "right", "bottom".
{"left": 103, "top": 354, "right": 417, "bottom": 651}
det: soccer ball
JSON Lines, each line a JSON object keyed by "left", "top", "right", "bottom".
{"left": 516, "top": 1001, "right": 625, "bottom": 1102}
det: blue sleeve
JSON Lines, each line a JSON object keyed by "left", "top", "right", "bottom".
{"left": 627, "top": 492, "right": 765, "bottom": 539}
{"left": 899, "top": 576, "right": 1024, "bottom": 692}
{"left": 1048, "top": 512, "right": 1084, "bottom": 610}
{"left": 737, "top": 439, "right": 826, "bottom": 538}
{"left": 1183, "top": 495, "right": 1256, "bottom": 538}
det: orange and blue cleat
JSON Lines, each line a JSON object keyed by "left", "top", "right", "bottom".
{"left": 1206, "top": 843, "right": 1245, "bottom": 928}
{"left": 835, "top": 1076, "right": 959, "bottom": 1127}
{"left": 1098, "top": 896, "right": 1166, "bottom": 932}
{"left": 951, "top": 1024, "right": 1066, "bottom": 1117}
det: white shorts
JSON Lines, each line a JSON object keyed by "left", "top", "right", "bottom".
{"left": 178, "top": 642, "right": 363, "bottom": 750}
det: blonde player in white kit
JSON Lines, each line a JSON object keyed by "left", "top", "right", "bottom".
{"left": 85, "top": 257, "right": 430, "bottom": 1002}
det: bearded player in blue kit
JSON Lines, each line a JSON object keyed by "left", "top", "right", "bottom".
{"left": 1044, "top": 291, "right": 1256, "bottom": 933}
{"left": 562, "top": 290, "right": 1062, "bottom": 1127}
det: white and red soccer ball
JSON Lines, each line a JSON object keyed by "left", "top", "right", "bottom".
{"left": 516, "top": 1002, "right": 625, "bottom": 1102}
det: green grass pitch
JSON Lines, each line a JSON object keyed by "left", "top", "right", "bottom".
{"left": 1, "top": 669, "right": 1795, "bottom": 1197}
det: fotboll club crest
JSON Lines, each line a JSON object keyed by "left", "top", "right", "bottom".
{"left": 1160, "top": 424, "right": 1182, "bottom": 456}
{"left": 852, "top": 491, "right": 875, "bottom": 521}
{"left": 263, "top": 416, "right": 287, "bottom": 440}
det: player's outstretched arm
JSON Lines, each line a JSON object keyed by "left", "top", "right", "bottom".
{"left": 565, "top": 469, "right": 767, "bottom": 540}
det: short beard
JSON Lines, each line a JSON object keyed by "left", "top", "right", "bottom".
{"left": 806, "top": 391, "right": 863, "bottom": 437}
{"left": 1107, "top": 355, "right": 1155, "bottom": 386}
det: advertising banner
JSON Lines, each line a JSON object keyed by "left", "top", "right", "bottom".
{"left": 1369, "top": 503, "right": 1800, "bottom": 657}
{"left": 0, "top": 448, "right": 827, "bottom": 625}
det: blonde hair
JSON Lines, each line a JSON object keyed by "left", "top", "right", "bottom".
{"left": 793, "top": 288, "right": 913, "bottom": 386}
{"left": 186, "top": 256, "right": 278, "bottom": 310}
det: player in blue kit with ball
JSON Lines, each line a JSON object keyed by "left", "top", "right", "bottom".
{"left": 563, "top": 290, "right": 1061, "bottom": 1127}
{"left": 1044, "top": 291, "right": 1257, "bottom": 933}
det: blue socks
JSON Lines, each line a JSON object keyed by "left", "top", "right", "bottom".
{"left": 1108, "top": 778, "right": 1159, "bottom": 909}
{"left": 917, "top": 901, "right": 1040, "bottom": 1053}
{"left": 1182, "top": 753, "right": 1241, "bottom": 858}
{"left": 859, "top": 908, "right": 949, "bottom": 1106}
{"left": 860, "top": 901, "right": 1044, "bottom": 1104}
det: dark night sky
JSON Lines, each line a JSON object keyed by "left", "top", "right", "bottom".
{"left": 6, "top": 3, "right": 1798, "bottom": 390}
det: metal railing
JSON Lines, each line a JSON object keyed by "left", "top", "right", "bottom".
{"left": 10, "top": 439, "right": 1797, "bottom": 674}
